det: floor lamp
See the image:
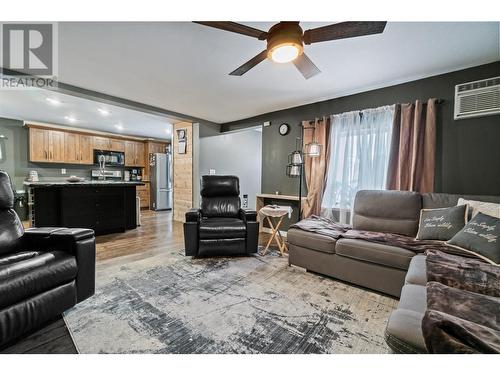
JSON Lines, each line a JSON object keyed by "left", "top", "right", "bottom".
{"left": 285, "top": 136, "right": 304, "bottom": 220}
{"left": 285, "top": 123, "right": 322, "bottom": 221}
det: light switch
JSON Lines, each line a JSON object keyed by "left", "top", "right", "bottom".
{"left": 61, "top": 168, "right": 66, "bottom": 175}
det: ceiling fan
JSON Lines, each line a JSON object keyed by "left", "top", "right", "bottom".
{"left": 194, "top": 21, "right": 387, "bottom": 79}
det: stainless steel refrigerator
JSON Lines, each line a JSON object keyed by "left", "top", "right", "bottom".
{"left": 150, "top": 153, "right": 172, "bottom": 210}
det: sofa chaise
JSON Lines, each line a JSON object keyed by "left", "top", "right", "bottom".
{"left": 288, "top": 189, "right": 500, "bottom": 353}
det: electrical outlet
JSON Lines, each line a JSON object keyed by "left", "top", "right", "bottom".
{"left": 209, "top": 169, "right": 216, "bottom": 175}
{"left": 61, "top": 168, "right": 66, "bottom": 175}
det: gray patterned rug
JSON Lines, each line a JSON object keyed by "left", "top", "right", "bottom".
{"left": 64, "top": 248, "right": 397, "bottom": 354}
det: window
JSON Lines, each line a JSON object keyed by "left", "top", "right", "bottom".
{"left": 321, "top": 105, "right": 394, "bottom": 223}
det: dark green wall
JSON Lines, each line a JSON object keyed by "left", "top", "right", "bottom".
{"left": 221, "top": 61, "right": 500, "bottom": 196}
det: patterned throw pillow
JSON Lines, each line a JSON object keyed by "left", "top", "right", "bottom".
{"left": 447, "top": 212, "right": 500, "bottom": 265}
{"left": 457, "top": 198, "right": 500, "bottom": 219}
{"left": 416, "top": 205, "right": 468, "bottom": 241}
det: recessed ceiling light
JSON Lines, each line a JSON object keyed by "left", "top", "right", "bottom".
{"left": 98, "top": 108, "right": 111, "bottom": 116}
{"left": 65, "top": 116, "right": 77, "bottom": 123}
{"left": 46, "top": 98, "right": 61, "bottom": 105}
{"left": 114, "top": 124, "right": 124, "bottom": 131}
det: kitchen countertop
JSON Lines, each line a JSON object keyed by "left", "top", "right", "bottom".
{"left": 24, "top": 180, "right": 145, "bottom": 187}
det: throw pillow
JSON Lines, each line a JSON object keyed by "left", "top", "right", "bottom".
{"left": 447, "top": 212, "right": 500, "bottom": 265}
{"left": 457, "top": 198, "right": 500, "bottom": 219}
{"left": 416, "top": 205, "right": 468, "bottom": 241}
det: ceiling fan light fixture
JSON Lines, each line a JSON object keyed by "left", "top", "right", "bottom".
{"left": 269, "top": 43, "right": 301, "bottom": 63}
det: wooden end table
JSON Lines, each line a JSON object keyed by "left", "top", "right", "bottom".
{"left": 258, "top": 205, "right": 292, "bottom": 256}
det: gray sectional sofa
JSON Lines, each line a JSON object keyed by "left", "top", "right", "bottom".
{"left": 287, "top": 189, "right": 500, "bottom": 353}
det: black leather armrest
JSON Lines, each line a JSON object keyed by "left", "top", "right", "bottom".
{"left": 186, "top": 208, "right": 201, "bottom": 223}
{"left": 23, "top": 227, "right": 96, "bottom": 303}
{"left": 23, "top": 227, "right": 94, "bottom": 251}
{"left": 239, "top": 209, "right": 257, "bottom": 222}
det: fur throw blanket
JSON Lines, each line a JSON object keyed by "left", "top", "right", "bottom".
{"left": 423, "top": 250, "right": 500, "bottom": 353}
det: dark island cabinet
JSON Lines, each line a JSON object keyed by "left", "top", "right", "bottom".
{"left": 32, "top": 185, "right": 137, "bottom": 235}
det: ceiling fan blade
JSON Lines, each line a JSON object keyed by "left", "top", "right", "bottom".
{"left": 292, "top": 53, "right": 321, "bottom": 79}
{"left": 229, "top": 50, "right": 268, "bottom": 76}
{"left": 193, "top": 22, "right": 268, "bottom": 40}
{"left": 303, "top": 21, "right": 387, "bottom": 44}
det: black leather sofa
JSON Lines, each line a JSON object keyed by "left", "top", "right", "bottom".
{"left": 184, "top": 175, "right": 259, "bottom": 256}
{"left": 0, "top": 170, "right": 96, "bottom": 347}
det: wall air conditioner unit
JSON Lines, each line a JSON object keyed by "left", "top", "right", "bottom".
{"left": 454, "top": 76, "right": 500, "bottom": 120}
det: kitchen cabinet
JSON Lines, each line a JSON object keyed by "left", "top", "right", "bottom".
{"left": 110, "top": 139, "right": 125, "bottom": 152}
{"left": 30, "top": 183, "right": 140, "bottom": 235}
{"left": 27, "top": 124, "right": 164, "bottom": 167}
{"left": 149, "top": 142, "right": 168, "bottom": 154}
{"left": 79, "top": 135, "right": 94, "bottom": 164}
{"left": 137, "top": 182, "right": 150, "bottom": 209}
{"left": 92, "top": 136, "right": 109, "bottom": 150}
{"left": 29, "top": 128, "right": 65, "bottom": 163}
{"left": 64, "top": 133, "right": 93, "bottom": 164}
{"left": 93, "top": 136, "right": 125, "bottom": 152}
{"left": 125, "top": 140, "right": 145, "bottom": 167}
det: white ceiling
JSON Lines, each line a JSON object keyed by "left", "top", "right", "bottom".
{"left": 2, "top": 22, "right": 499, "bottom": 127}
{"left": 0, "top": 89, "right": 174, "bottom": 140}
{"left": 53, "top": 22, "right": 499, "bottom": 123}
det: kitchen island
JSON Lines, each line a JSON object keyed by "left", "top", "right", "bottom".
{"left": 24, "top": 180, "right": 144, "bottom": 235}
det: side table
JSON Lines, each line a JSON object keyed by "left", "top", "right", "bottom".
{"left": 258, "top": 205, "right": 292, "bottom": 256}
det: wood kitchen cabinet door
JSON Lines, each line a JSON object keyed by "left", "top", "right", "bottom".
{"left": 29, "top": 128, "right": 49, "bottom": 162}
{"left": 48, "top": 130, "right": 65, "bottom": 162}
{"left": 93, "top": 136, "right": 110, "bottom": 150}
{"left": 125, "top": 141, "right": 136, "bottom": 166}
{"left": 150, "top": 142, "right": 167, "bottom": 154}
{"left": 79, "top": 135, "right": 94, "bottom": 164}
{"left": 110, "top": 139, "right": 125, "bottom": 152}
{"left": 135, "top": 142, "right": 145, "bottom": 167}
{"left": 64, "top": 132, "right": 80, "bottom": 164}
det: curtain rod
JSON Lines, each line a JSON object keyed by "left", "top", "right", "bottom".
{"left": 305, "top": 99, "right": 445, "bottom": 124}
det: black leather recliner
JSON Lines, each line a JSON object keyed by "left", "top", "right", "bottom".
{"left": 184, "top": 175, "right": 259, "bottom": 256}
{"left": 0, "top": 170, "right": 96, "bottom": 348}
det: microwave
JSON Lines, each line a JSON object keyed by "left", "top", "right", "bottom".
{"left": 93, "top": 150, "right": 125, "bottom": 166}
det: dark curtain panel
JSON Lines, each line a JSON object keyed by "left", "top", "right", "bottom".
{"left": 386, "top": 98, "right": 437, "bottom": 193}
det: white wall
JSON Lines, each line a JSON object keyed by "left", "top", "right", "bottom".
{"left": 199, "top": 128, "right": 262, "bottom": 210}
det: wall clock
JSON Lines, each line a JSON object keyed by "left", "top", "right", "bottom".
{"left": 279, "top": 123, "right": 290, "bottom": 136}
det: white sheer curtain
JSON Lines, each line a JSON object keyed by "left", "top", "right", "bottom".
{"left": 321, "top": 105, "right": 394, "bottom": 224}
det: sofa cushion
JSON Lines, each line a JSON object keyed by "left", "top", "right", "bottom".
{"left": 199, "top": 218, "right": 246, "bottom": 240}
{"left": 0, "top": 250, "right": 77, "bottom": 309}
{"left": 287, "top": 227, "right": 337, "bottom": 254}
{"left": 422, "top": 193, "right": 500, "bottom": 209}
{"left": 385, "top": 309, "right": 427, "bottom": 354}
{"left": 398, "top": 284, "right": 427, "bottom": 313}
{"left": 405, "top": 254, "right": 427, "bottom": 286}
{"left": 335, "top": 238, "right": 416, "bottom": 270}
{"left": 352, "top": 190, "right": 421, "bottom": 237}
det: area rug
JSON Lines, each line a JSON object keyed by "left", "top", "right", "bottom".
{"left": 64, "top": 248, "right": 397, "bottom": 354}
